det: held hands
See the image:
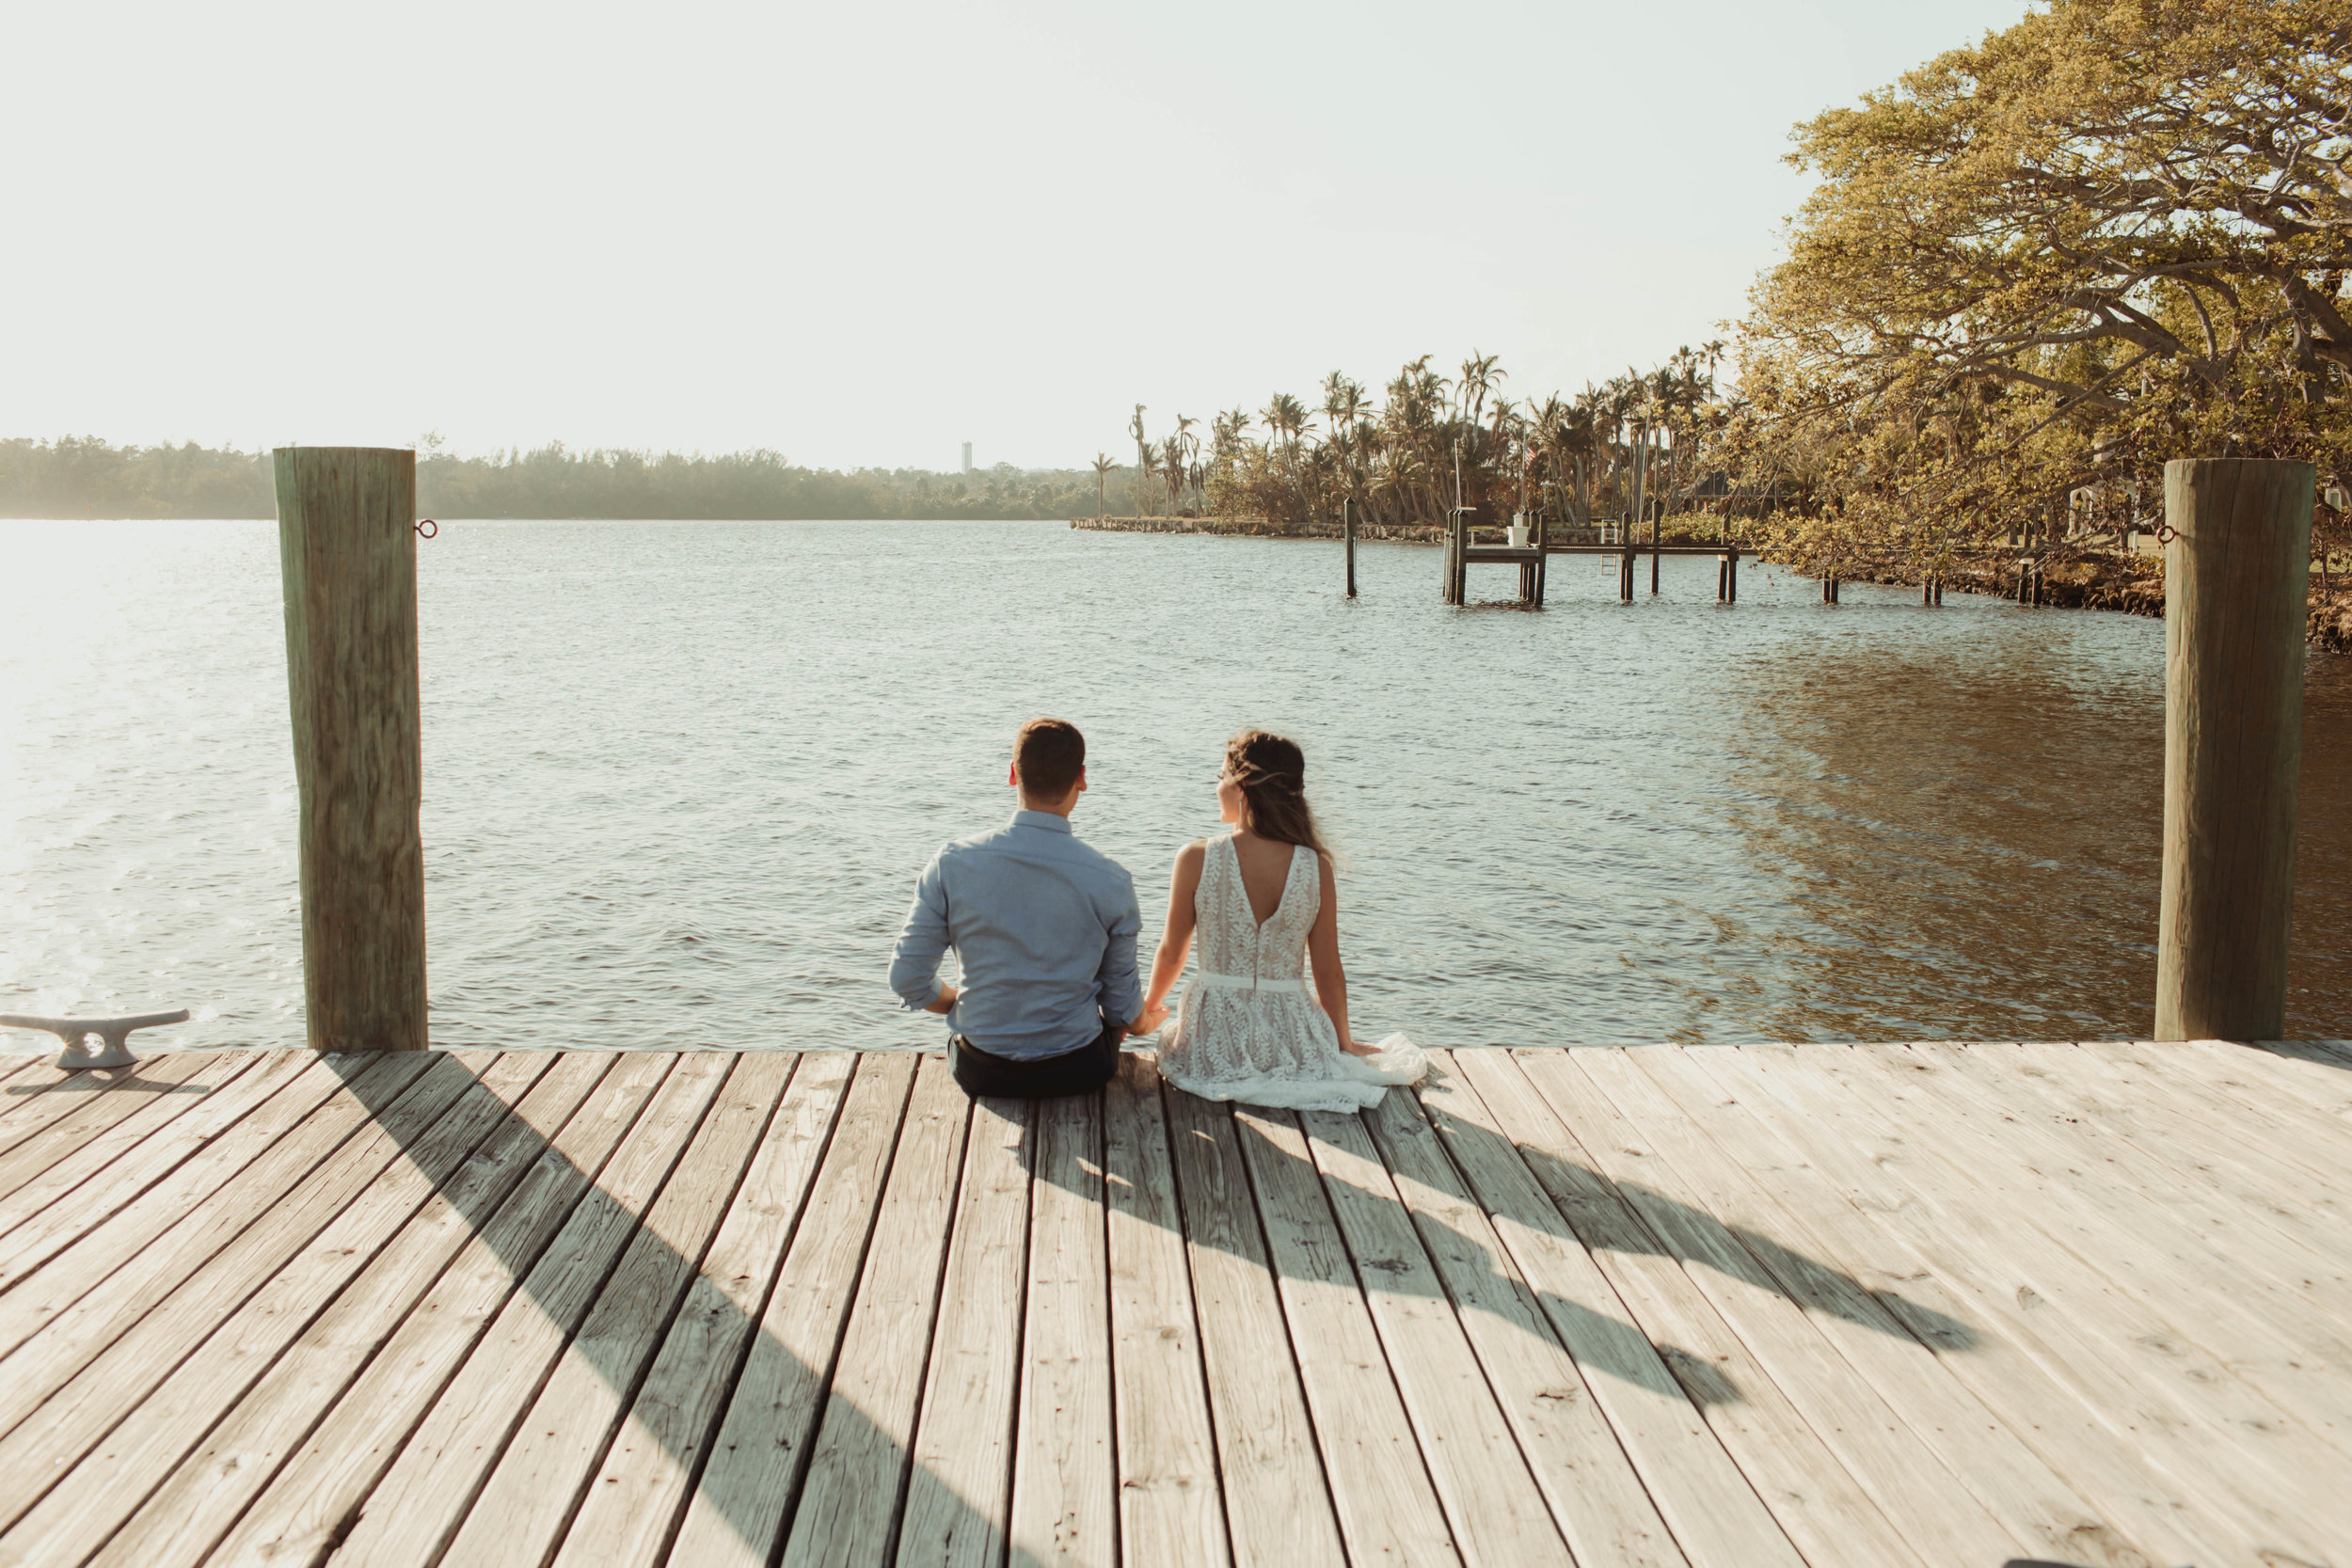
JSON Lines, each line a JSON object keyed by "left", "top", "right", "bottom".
{"left": 1128, "top": 1001, "right": 1171, "bottom": 1037}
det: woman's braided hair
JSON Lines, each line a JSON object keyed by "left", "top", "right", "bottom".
{"left": 1224, "top": 728, "right": 1327, "bottom": 859}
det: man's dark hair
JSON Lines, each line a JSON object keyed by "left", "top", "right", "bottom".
{"left": 1013, "top": 718, "right": 1086, "bottom": 799}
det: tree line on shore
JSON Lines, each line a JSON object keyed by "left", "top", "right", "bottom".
{"left": 0, "top": 436, "right": 1127, "bottom": 521}
{"left": 1125, "top": 0, "right": 2352, "bottom": 585}
{"left": 1111, "top": 346, "right": 1728, "bottom": 539}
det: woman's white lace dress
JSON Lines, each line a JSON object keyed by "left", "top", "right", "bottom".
{"left": 1156, "top": 835, "right": 1426, "bottom": 1112}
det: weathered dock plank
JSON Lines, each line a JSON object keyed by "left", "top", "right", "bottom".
{"left": 84, "top": 1053, "right": 619, "bottom": 1568}
{"left": 432, "top": 1053, "right": 792, "bottom": 1568}
{"left": 1009, "top": 1088, "right": 1116, "bottom": 1566}
{"left": 0, "top": 1050, "right": 242, "bottom": 1207}
{"left": 0, "top": 1053, "right": 478, "bottom": 1460}
{"left": 1422, "top": 1052, "right": 1804, "bottom": 1568}
{"left": 1738, "top": 1040, "right": 2345, "bottom": 1565}
{"left": 764, "top": 1053, "right": 956, "bottom": 1568}
{"left": 1101, "top": 1057, "right": 1228, "bottom": 1568}
{"left": 0, "top": 1041, "right": 2340, "bottom": 1568}
{"left": 1233, "top": 1105, "right": 1460, "bottom": 1565}
{"left": 1163, "top": 1083, "right": 1344, "bottom": 1567}
{"left": 318, "top": 1052, "right": 730, "bottom": 1568}
{"left": 207, "top": 1051, "right": 677, "bottom": 1568}
{"left": 893, "top": 1094, "right": 1031, "bottom": 1568}
{"left": 1358, "top": 1084, "right": 1689, "bottom": 1568}
{"left": 1610, "top": 1045, "right": 2134, "bottom": 1566}
{"left": 1301, "top": 1102, "right": 1580, "bottom": 1566}
{"left": 1689, "top": 1042, "right": 2249, "bottom": 1567}
{"left": 554, "top": 1052, "right": 854, "bottom": 1568}
{"left": 0, "top": 1050, "right": 309, "bottom": 1293}
{"left": 0, "top": 1048, "right": 555, "bottom": 1560}
{"left": 1493, "top": 1049, "right": 1928, "bottom": 1568}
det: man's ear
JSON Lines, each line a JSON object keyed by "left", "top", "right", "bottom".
{"left": 1075, "top": 767, "right": 1089, "bottom": 794}
{"left": 1008, "top": 761, "right": 1019, "bottom": 789}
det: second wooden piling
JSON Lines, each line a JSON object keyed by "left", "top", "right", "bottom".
{"left": 2155, "top": 457, "right": 2313, "bottom": 1042}
{"left": 1343, "top": 497, "right": 1359, "bottom": 599}
{"left": 275, "top": 447, "right": 428, "bottom": 1052}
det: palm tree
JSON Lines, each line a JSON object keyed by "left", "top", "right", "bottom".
{"left": 1260, "top": 392, "right": 1315, "bottom": 521}
{"left": 1321, "top": 372, "right": 1370, "bottom": 435}
{"left": 1486, "top": 397, "right": 1531, "bottom": 511}
{"left": 1129, "top": 404, "right": 1152, "bottom": 517}
{"left": 1552, "top": 393, "right": 1607, "bottom": 525}
{"left": 1174, "top": 414, "right": 1200, "bottom": 512}
{"left": 1158, "top": 435, "right": 1186, "bottom": 515}
{"left": 1319, "top": 373, "right": 1371, "bottom": 515}
{"left": 1458, "top": 352, "right": 1504, "bottom": 427}
{"left": 1207, "top": 407, "right": 1253, "bottom": 507}
{"left": 1090, "top": 452, "right": 1115, "bottom": 517}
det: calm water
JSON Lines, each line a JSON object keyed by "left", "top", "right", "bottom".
{"left": 4, "top": 518, "right": 2347, "bottom": 1052}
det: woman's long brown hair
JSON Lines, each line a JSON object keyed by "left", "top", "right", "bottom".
{"left": 1225, "top": 728, "right": 1328, "bottom": 859}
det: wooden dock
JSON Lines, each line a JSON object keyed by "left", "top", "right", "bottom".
{"left": 0, "top": 1039, "right": 2345, "bottom": 1568}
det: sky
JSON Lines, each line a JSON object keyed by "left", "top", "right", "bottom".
{"left": 2, "top": 0, "right": 2036, "bottom": 471}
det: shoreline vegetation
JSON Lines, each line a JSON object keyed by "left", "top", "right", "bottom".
{"left": 0, "top": 436, "right": 1136, "bottom": 522}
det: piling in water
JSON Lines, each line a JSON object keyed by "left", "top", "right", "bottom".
{"left": 274, "top": 447, "right": 428, "bottom": 1052}
{"left": 2155, "top": 458, "right": 2313, "bottom": 1042}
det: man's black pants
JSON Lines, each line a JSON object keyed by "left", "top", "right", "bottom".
{"left": 949, "top": 1017, "right": 1122, "bottom": 1100}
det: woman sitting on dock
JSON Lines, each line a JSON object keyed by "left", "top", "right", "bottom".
{"left": 1136, "top": 728, "right": 1425, "bottom": 1111}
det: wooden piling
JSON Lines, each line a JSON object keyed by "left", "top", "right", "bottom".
{"left": 1638, "top": 430, "right": 1661, "bottom": 594}
{"left": 1637, "top": 422, "right": 1656, "bottom": 601}
{"left": 1726, "top": 545, "right": 1739, "bottom": 604}
{"left": 274, "top": 447, "right": 427, "bottom": 1052}
{"left": 1343, "top": 497, "right": 1358, "bottom": 599}
{"left": 2155, "top": 458, "right": 2314, "bottom": 1042}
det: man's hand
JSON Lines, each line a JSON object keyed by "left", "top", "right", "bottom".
{"left": 925, "top": 984, "right": 960, "bottom": 1016}
{"left": 1128, "top": 1001, "right": 1170, "bottom": 1037}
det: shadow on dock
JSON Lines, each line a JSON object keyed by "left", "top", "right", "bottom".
{"left": 285, "top": 1047, "right": 1965, "bottom": 1563}
{"left": 0, "top": 1044, "right": 1979, "bottom": 1566}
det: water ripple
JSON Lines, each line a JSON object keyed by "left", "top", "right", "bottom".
{"left": 3, "top": 517, "right": 2345, "bottom": 1052}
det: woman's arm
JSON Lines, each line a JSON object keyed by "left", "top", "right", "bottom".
{"left": 1306, "top": 853, "right": 1375, "bottom": 1054}
{"left": 1135, "top": 841, "right": 1205, "bottom": 1035}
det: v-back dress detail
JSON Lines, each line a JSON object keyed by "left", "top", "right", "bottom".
{"left": 1156, "top": 834, "right": 1425, "bottom": 1112}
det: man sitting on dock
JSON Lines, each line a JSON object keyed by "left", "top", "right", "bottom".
{"left": 888, "top": 717, "right": 1148, "bottom": 1099}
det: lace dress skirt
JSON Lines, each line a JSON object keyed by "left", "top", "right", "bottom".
{"left": 1159, "top": 979, "right": 1423, "bottom": 1112}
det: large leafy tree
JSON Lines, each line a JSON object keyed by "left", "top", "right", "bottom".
{"left": 1739, "top": 0, "right": 2352, "bottom": 573}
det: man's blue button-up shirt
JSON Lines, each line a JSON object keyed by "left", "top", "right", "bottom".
{"left": 888, "top": 810, "right": 1143, "bottom": 1059}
